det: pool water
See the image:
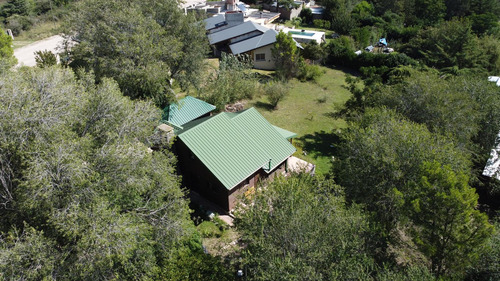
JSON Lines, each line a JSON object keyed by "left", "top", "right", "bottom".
{"left": 289, "top": 31, "right": 315, "bottom": 37}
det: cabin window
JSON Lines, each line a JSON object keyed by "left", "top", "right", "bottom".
{"left": 255, "top": 53, "right": 265, "bottom": 61}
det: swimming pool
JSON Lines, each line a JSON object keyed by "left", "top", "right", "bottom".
{"left": 289, "top": 31, "right": 315, "bottom": 37}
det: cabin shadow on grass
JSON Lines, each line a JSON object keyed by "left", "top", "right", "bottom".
{"left": 296, "top": 130, "right": 341, "bottom": 161}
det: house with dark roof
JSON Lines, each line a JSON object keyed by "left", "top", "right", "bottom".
{"left": 175, "top": 107, "right": 296, "bottom": 211}
{"left": 204, "top": 12, "right": 246, "bottom": 34}
{"left": 208, "top": 20, "right": 269, "bottom": 56}
{"left": 230, "top": 29, "right": 301, "bottom": 70}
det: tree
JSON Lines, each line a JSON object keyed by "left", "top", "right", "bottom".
{"left": 0, "top": 27, "right": 16, "bottom": 72}
{"left": 402, "top": 19, "right": 500, "bottom": 72}
{"left": 299, "top": 7, "right": 313, "bottom": 24}
{"left": 414, "top": 0, "right": 446, "bottom": 26}
{"left": 322, "top": 0, "right": 358, "bottom": 33}
{"left": 470, "top": 13, "right": 499, "bottom": 35}
{"left": 366, "top": 71, "right": 484, "bottom": 147}
{"left": 0, "top": 67, "right": 200, "bottom": 280}
{"left": 405, "top": 161, "right": 493, "bottom": 277}
{"left": 200, "top": 53, "right": 259, "bottom": 111}
{"left": 0, "top": 0, "right": 35, "bottom": 18}
{"left": 347, "top": 69, "right": 500, "bottom": 163}
{"left": 333, "top": 108, "right": 471, "bottom": 235}
{"left": 465, "top": 222, "right": 500, "bottom": 281}
{"left": 34, "top": 50, "right": 57, "bottom": 68}
{"left": 234, "top": 175, "right": 375, "bottom": 280}
{"left": 66, "top": 0, "right": 209, "bottom": 108}
{"left": 272, "top": 31, "right": 300, "bottom": 79}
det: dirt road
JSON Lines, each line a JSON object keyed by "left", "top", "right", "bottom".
{"left": 13, "top": 35, "right": 65, "bottom": 67}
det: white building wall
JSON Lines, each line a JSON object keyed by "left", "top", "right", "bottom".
{"left": 250, "top": 44, "right": 275, "bottom": 70}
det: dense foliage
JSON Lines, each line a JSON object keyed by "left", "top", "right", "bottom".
{"left": 333, "top": 108, "right": 493, "bottom": 278}
{"left": 1, "top": 0, "right": 499, "bottom": 279}
{"left": 0, "top": 67, "right": 204, "bottom": 280}
{"left": 201, "top": 53, "right": 260, "bottom": 111}
{"left": 0, "top": 26, "right": 16, "bottom": 72}
{"left": 66, "top": 0, "right": 209, "bottom": 108}
{"left": 235, "top": 175, "right": 375, "bottom": 280}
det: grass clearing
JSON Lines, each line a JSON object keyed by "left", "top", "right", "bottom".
{"left": 244, "top": 66, "right": 353, "bottom": 175}
{"left": 12, "top": 21, "right": 62, "bottom": 49}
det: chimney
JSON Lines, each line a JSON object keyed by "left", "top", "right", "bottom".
{"left": 225, "top": 11, "right": 244, "bottom": 27}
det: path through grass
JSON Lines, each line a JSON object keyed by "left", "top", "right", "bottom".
{"left": 244, "top": 66, "right": 353, "bottom": 175}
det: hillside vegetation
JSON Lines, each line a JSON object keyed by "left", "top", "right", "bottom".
{"left": 0, "top": 0, "right": 499, "bottom": 280}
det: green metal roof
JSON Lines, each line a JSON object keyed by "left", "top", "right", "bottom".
{"left": 163, "top": 96, "right": 216, "bottom": 127}
{"left": 230, "top": 108, "right": 296, "bottom": 171}
{"left": 272, "top": 125, "right": 297, "bottom": 139}
{"left": 177, "top": 108, "right": 296, "bottom": 190}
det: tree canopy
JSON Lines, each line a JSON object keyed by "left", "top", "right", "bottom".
{"left": 235, "top": 175, "right": 375, "bottom": 280}
{"left": 0, "top": 67, "right": 198, "bottom": 280}
{"left": 66, "top": 0, "right": 208, "bottom": 108}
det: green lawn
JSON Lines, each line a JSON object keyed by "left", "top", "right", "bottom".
{"left": 244, "top": 66, "right": 353, "bottom": 175}
{"left": 12, "top": 21, "right": 62, "bottom": 49}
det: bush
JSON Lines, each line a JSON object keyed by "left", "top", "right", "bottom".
{"left": 297, "top": 61, "right": 324, "bottom": 82}
{"left": 203, "top": 53, "right": 260, "bottom": 110}
{"left": 301, "top": 41, "right": 326, "bottom": 62}
{"left": 34, "top": 0, "right": 52, "bottom": 15}
{"left": 313, "top": 19, "right": 330, "bottom": 29}
{"left": 5, "top": 14, "right": 34, "bottom": 35}
{"left": 299, "top": 8, "right": 313, "bottom": 24}
{"left": 290, "top": 17, "right": 302, "bottom": 27}
{"left": 197, "top": 221, "right": 223, "bottom": 238}
{"left": 212, "top": 216, "right": 229, "bottom": 232}
{"left": 325, "top": 35, "right": 356, "bottom": 66}
{"left": 35, "top": 50, "right": 57, "bottom": 68}
{"left": 265, "top": 80, "right": 289, "bottom": 109}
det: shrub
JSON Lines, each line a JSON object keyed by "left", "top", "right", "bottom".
{"left": 203, "top": 53, "right": 260, "bottom": 111}
{"left": 197, "top": 221, "right": 222, "bottom": 238}
{"left": 212, "top": 216, "right": 229, "bottom": 232}
{"left": 301, "top": 41, "right": 326, "bottom": 62}
{"left": 313, "top": 19, "right": 330, "bottom": 29}
{"left": 5, "top": 14, "right": 34, "bottom": 35}
{"left": 290, "top": 17, "right": 302, "bottom": 27}
{"left": 299, "top": 8, "right": 313, "bottom": 24}
{"left": 297, "top": 61, "right": 324, "bottom": 82}
{"left": 265, "top": 80, "right": 289, "bottom": 109}
{"left": 35, "top": 50, "right": 57, "bottom": 68}
{"left": 325, "top": 35, "right": 356, "bottom": 66}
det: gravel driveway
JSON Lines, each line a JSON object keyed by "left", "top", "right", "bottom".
{"left": 13, "top": 35, "right": 65, "bottom": 67}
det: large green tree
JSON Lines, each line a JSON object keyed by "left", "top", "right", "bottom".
{"left": 403, "top": 19, "right": 500, "bottom": 72}
{"left": 333, "top": 108, "right": 471, "bottom": 234}
{"left": 0, "top": 67, "right": 200, "bottom": 280}
{"left": 367, "top": 70, "right": 500, "bottom": 151}
{"left": 66, "top": 0, "right": 208, "bottom": 108}
{"left": 333, "top": 108, "right": 492, "bottom": 277}
{"left": 342, "top": 69, "right": 500, "bottom": 167}
{"left": 272, "top": 31, "right": 300, "bottom": 79}
{"left": 406, "top": 161, "right": 493, "bottom": 277}
{"left": 234, "top": 175, "right": 375, "bottom": 280}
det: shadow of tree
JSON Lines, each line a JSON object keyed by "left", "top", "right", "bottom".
{"left": 253, "top": 101, "right": 274, "bottom": 111}
{"left": 295, "top": 130, "right": 341, "bottom": 159}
